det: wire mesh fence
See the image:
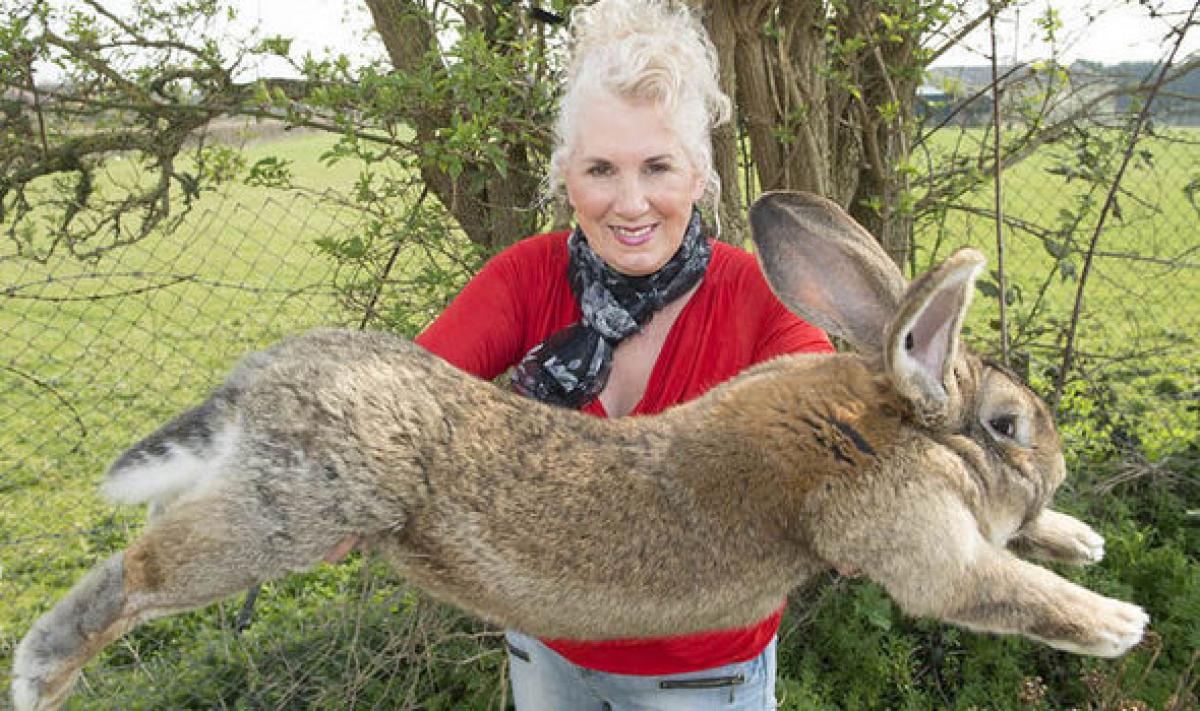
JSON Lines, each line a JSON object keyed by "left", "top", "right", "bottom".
{"left": 914, "top": 121, "right": 1200, "bottom": 464}
{"left": 1, "top": 183, "right": 343, "bottom": 679}
{"left": 0, "top": 141, "right": 512, "bottom": 707}
{"left": 2, "top": 100, "right": 1198, "bottom": 709}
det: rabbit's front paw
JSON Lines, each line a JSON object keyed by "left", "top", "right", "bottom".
{"left": 1071, "top": 525, "right": 1105, "bottom": 564}
{"left": 1038, "top": 593, "right": 1148, "bottom": 658}
{"left": 1074, "top": 597, "right": 1149, "bottom": 658}
{"left": 11, "top": 673, "right": 59, "bottom": 711}
{"left": 1093, "top": 597, "right": 1149, "bottom": 657}
{"left": 1021, "top": 510, "right": 1106, "bottom": 565}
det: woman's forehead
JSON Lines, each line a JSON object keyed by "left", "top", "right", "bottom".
{"left": 571, "top": 98, "right": 688, "bottom": 163}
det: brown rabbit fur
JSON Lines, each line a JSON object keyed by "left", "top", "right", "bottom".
{"left": 12, "top": 192, "right": 1146, "bottom": 710}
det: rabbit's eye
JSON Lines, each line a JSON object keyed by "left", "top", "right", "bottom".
{"left": 987, "top": 415, "right": 1017, "bottom": 439}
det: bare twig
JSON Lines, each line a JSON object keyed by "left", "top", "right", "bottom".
{"left": 358, "top": 186, "right": 430, "bottom": 330}
{"left": 0, "top": 364, "right": 88, "bottom": 443}
{"left": 926, "top": 1, "right": 1015, "bottom": 66}
{"left": 2, "top": 274, "right": 196, "bottom": 301}
{"left": 913, "top": 63, "right": 1027, "bottom": 146}
{"left": 915, "top": 55, "right": 1200, "bottom": 212}
{"left": 1165, "top": 649, "right": 1199, "bottom": 711}
{"left": 4, "top": 270, "right": 333, "bottom": 302}
{"left": 22, "top": 49, "right": 49, "bottom": 158}
{"left": 988, "top": 7, "right": 1009, "bottom": 365}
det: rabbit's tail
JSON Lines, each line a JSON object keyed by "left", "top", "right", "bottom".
{"left": 102, "top": 394, "right": 240, "bottom": 507}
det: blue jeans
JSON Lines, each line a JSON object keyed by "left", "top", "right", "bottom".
{"left": 504, "top": 630, "right": 777, "bottom": 710}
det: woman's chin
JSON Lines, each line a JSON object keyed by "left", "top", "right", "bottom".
{"left": 611, "top": 253, "right": 669, "bottom": 276}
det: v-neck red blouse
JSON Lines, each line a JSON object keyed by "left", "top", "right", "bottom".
{"left": 415, "top": 230, "right": 832, "bottom": 675}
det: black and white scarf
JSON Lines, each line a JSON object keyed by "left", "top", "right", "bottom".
{"left": 512, "top": 209, "right": 711, "bottom": 408}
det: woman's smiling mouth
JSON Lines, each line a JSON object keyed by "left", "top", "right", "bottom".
{"left": 611, "top": 224, "right": 657, "bottom": 246}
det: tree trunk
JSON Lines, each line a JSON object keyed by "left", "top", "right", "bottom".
{"left": 701, "top": 0, "right": 748, "bottom": 244}
{"left": 364, "top": 0, "right": 544, "bottom": 251}
{"left": 838, "top": 4, "right": 921, "bottom": 270}
{"left": 703, "top": 0, "right": 930, "bottom": 271}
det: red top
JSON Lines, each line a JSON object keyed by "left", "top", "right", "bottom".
{"left": 415, "top": 230, "right": 832, "bottom": 675}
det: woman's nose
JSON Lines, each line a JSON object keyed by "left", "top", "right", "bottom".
{"left": 613, "top": 175, "right": 649, "bottom": 217}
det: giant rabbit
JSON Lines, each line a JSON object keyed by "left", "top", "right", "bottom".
{"left": 13, "top": 192, "right": 1147, "bottom": 710}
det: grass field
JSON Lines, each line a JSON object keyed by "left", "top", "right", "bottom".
{"left": 1, "top": 126, "right": 1196, "bottom": 708}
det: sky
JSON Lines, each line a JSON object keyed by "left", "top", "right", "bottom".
{"left": 232, "top": 0, "right": 1200, "bottom": 73}
{"left": 933, "top": 1, "right": 1200, "bottom": 66}
{"left": 28, "top": 0, "right": 1200, "bottom": 83}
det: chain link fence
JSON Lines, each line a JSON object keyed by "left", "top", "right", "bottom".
{"left": 2, "top": 83, "right": 1198, "bottom": 707}
{"left": 0, "top": 129, "right": 510, "bottom": 707}
{"left": 916, "top": 62, "right": 1200, "bottom": 465}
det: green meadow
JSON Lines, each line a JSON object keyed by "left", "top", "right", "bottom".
{"left": 1, "top": 127, "right": 1196, "bottom": 708}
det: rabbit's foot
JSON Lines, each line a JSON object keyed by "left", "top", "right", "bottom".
{"left": 1014, "top": 510, "right": 1105, "bottom": 565}
{"left": 1083, "top": 596, "right": 1148, "bottom": 657}
{"left": 1060, "top": 519, "right": 1105, "bottom": 564}
{"left": 1044, "top": 595, "right": 1148, "bottom": 658}
{"left": 10, "top": 674, "right": 39, "bottom": 711}
{"left": 11, "top": 665, "right": 75, "bottom": 711}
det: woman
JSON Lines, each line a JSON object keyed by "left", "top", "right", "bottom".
{"left": 415, "top": 0, "right": 831, "bottom": 707}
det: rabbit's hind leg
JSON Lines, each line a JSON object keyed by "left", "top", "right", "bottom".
{"left": 12, "top": 492, "right": 347, "bottom": 711}
{"left": 12, "top": 553, "right": 131, "bottom": 711}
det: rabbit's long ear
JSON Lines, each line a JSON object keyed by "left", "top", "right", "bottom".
{"left": 883, "top": 248, "right": 985, "bottom": 425}
{"left": 749, "top": 191, "right": 907, "bottom": 353}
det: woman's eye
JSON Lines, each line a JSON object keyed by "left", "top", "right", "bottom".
{"left": 586, "top": 163, "right": 614, "bottom": 177}
{"left": 645, "top": 162, "right": 672, "bottom": 175}
{"left": 987, "top": 415, "right": 1017, "bottom": 439}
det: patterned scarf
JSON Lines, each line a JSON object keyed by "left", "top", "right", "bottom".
{"left": 512, "top": 209, "right": 711, "bottom": 408}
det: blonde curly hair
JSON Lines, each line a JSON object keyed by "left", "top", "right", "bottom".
{"left": 547, "top": 0, "right": 731, "bottom": 222}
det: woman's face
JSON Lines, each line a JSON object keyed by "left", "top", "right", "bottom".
{"left": 564, "top": 92, "right": 706, "bottom": 276}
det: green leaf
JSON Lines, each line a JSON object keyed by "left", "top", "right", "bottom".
{"left": 244, "top": 156, "right": 293, "bottom": 188}
{"left": 256, "top": 35, "right": 293, "bottom": 57}
{"left": 976, "top": 279, "right": 1001, "bottom": 299}
{"left": 1042, "top": 239, "right": 1069, "bottom": 259}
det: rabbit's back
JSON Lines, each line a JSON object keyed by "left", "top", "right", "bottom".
{"left": 100, "top": 329, "right": 441, "bottom": 510}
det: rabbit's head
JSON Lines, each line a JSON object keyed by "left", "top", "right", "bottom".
{"left": 750, "top": 191, "right": 1066, "bottom": 525}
